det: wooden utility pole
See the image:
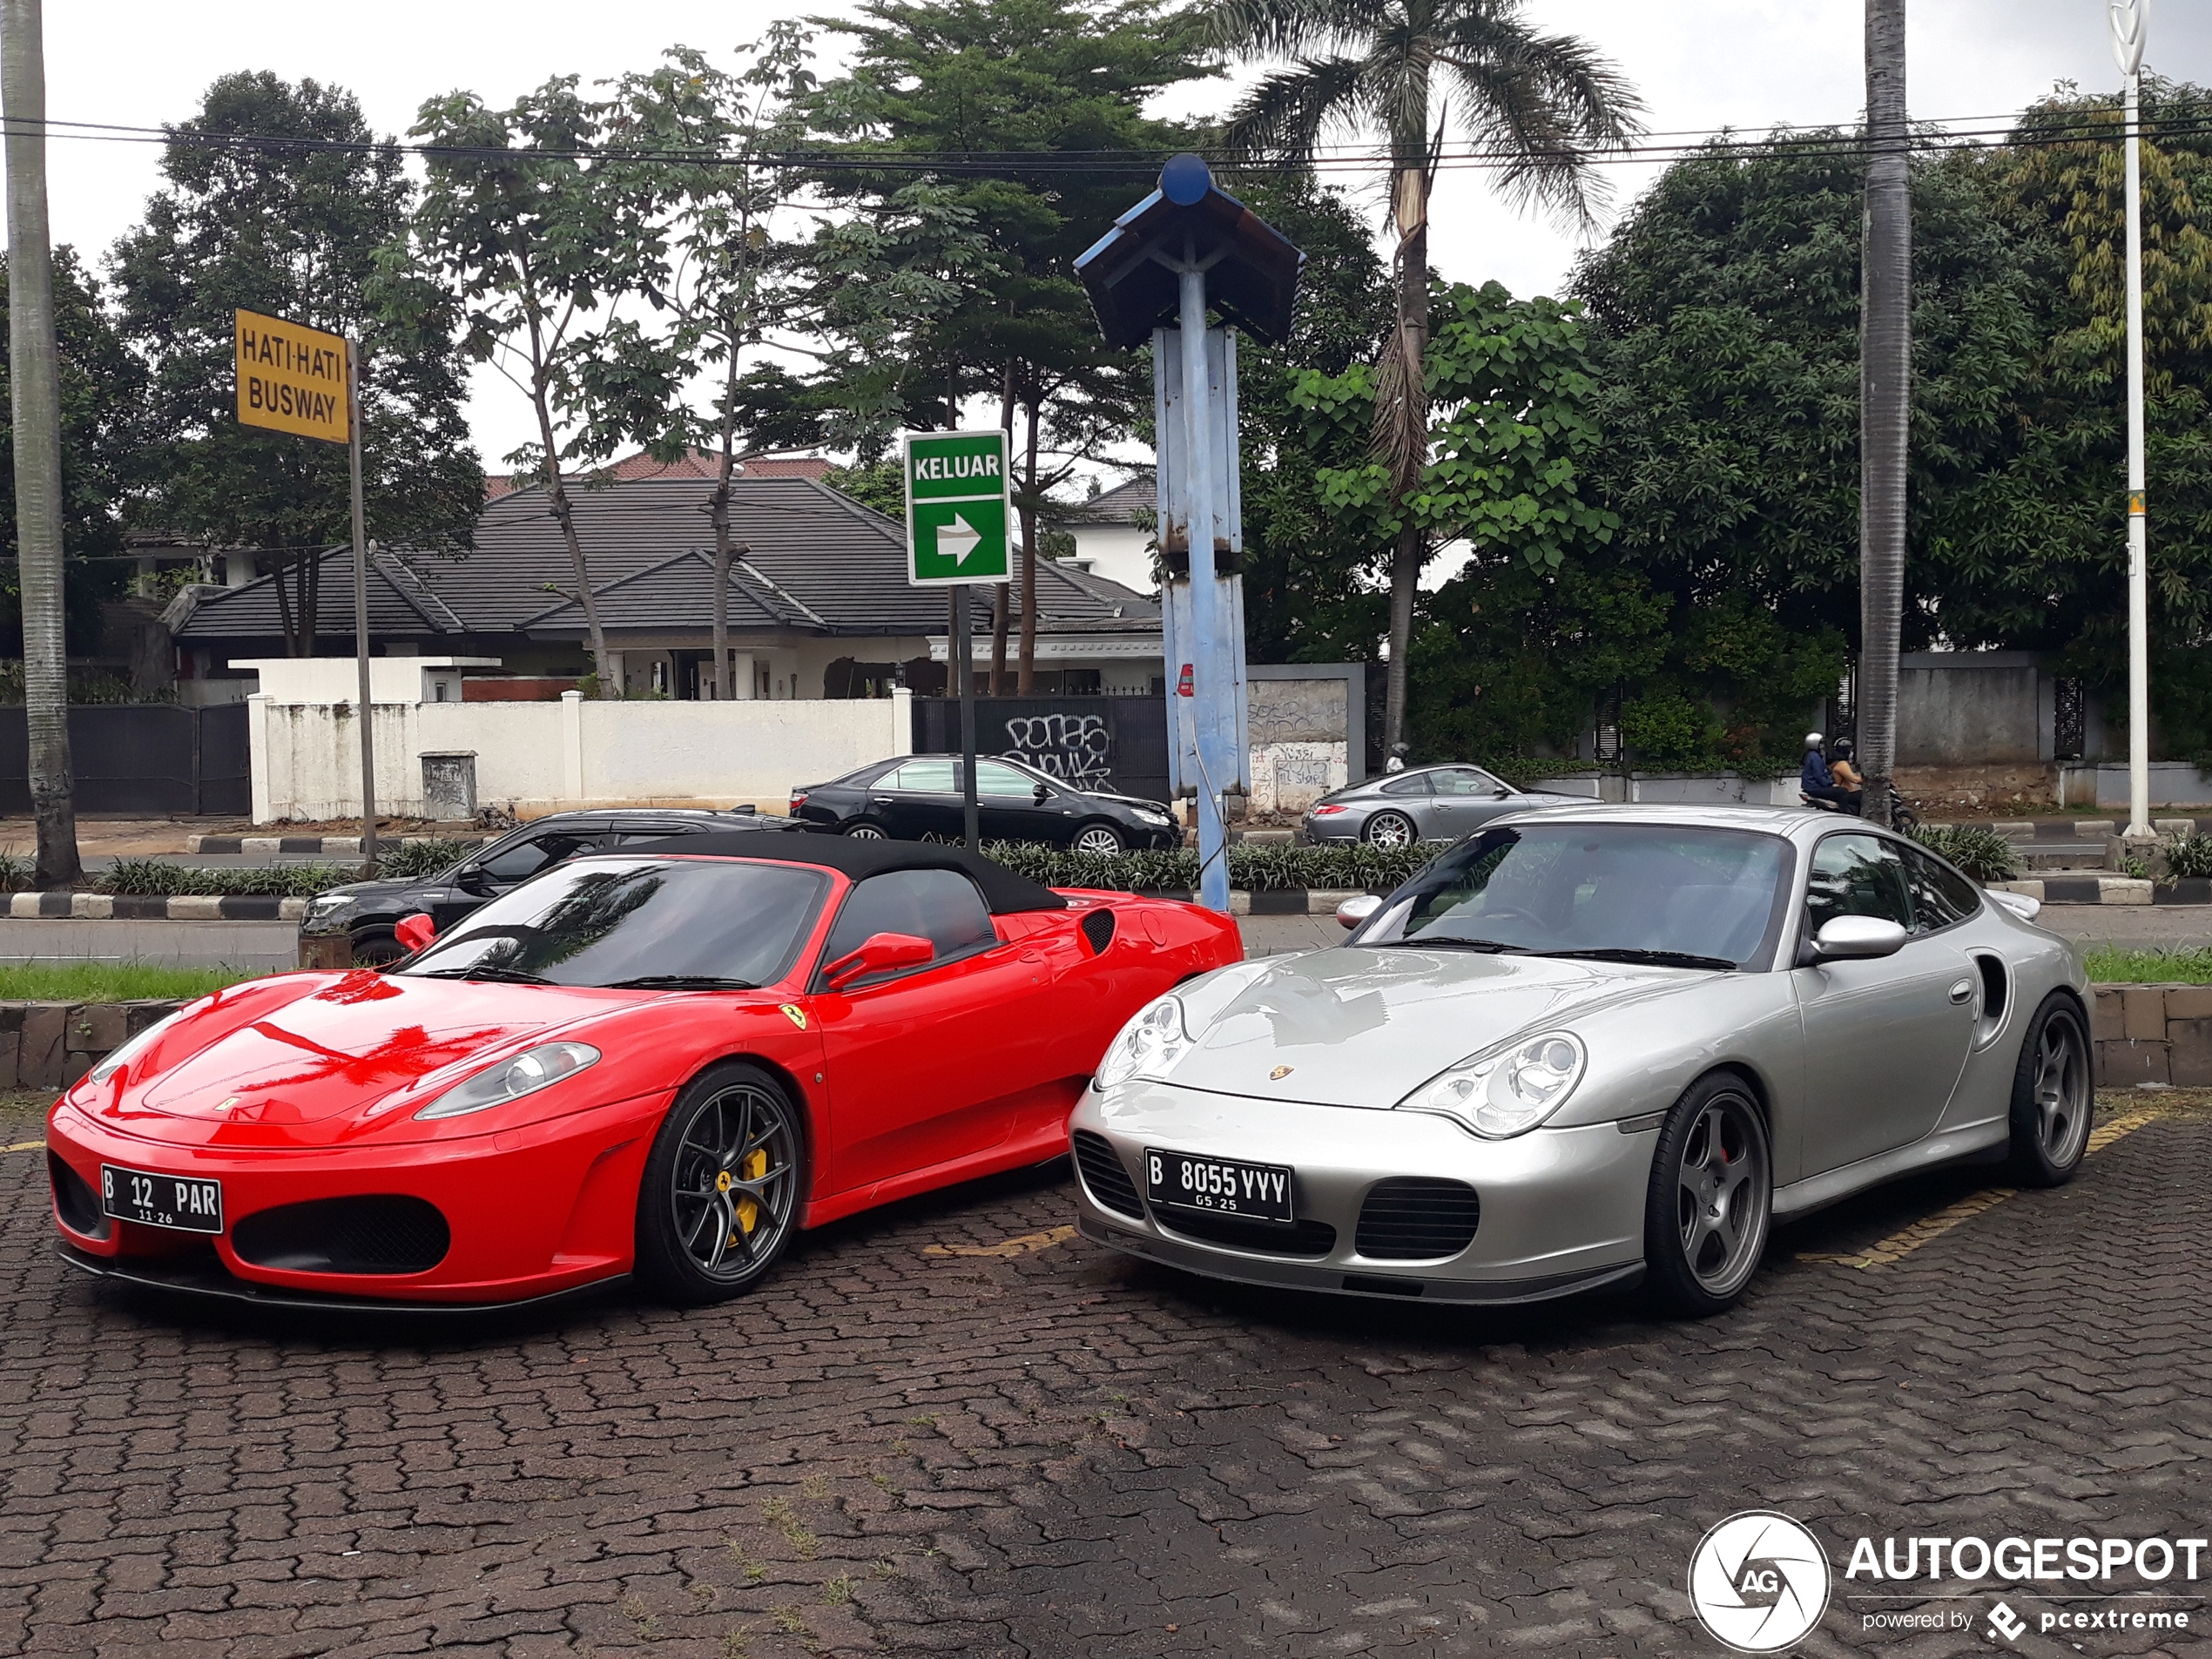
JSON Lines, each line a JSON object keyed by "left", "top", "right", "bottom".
{"left": 3, "top": 0, "right": 80, "bottom": 885}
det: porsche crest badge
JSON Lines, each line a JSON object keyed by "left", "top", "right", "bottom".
{"left": 779, "top": 1004, "right": 808, "bottom": 1030}
{"left": 1269, "top": 1065, "right": 1294, "bottom": 1081}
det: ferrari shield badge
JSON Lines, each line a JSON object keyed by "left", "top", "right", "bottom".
{"left": 779, "top": 1004, "right": 808, "bottom": 1030}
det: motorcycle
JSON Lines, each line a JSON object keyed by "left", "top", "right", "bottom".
{"left": 1799, "top": 780, "right": 1919, "bottom": 836}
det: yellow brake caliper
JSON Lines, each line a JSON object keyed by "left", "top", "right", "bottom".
{"left": 717, "top": 1150, "right": 770, "bottom": 1243}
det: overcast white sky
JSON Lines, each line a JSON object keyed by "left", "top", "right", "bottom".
{"left": 40, "top": 1, "right": 2210, "bottom": 467}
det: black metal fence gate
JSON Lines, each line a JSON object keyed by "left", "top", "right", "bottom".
{"left": 0, "top": 703, "right": 252, "bottom": 816}
{"left": 911, "top": 696, "right": 1170, "bottom": 805}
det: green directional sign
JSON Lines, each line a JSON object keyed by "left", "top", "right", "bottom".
{"left": 902, "top": 428, "right": 1012, "bottom": 585}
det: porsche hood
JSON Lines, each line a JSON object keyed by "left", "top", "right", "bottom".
{"left": 1163, "top": 947, "right": 1718, "bottom": 1108}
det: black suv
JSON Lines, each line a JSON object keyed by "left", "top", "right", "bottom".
{"left": 296, "top": 806, "right": 803, "bottom": 967}
{"left": 789, "top": 754, "right": 1178, "bottom": 852}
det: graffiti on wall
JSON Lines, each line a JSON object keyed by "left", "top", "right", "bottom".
{"left": 1251, "top": 740, "right": 1347, "bottom": 813}
{"left": 1002, "top": 712, "right": 1114, "bottom": 789}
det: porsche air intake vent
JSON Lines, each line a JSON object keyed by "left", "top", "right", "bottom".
{"left": 1079, "top": 908, "right": 1116, "bottom": 955}
{"left": 48, "top": 1154, "right": 107, "bottom": 1239}
{"left": 232, "top": 1196, "right": 452, "bottom": 1276}
{"left": 1158, "top": 1209, "right": 1338, "bottom": 1258}
{"left": 1354, "top": 1177, "right": 1480, "bottom": 1260}
{"left": 1071, "top": 1130, "right": 1143, "bottom": 1217}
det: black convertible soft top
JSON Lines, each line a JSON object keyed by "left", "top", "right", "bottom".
{"left": 610, "top": 830, "right": 1069, "bottom": 914}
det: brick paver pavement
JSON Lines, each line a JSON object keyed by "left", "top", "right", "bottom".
{"left": 2, "top": 1097, "right": 2207, "bottom": 1658}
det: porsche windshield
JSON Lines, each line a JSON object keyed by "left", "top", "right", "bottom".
{"left": 1366, "top": 823, "right": 1791, "bottom": 970}
{"left": 396, "top": 858, "right": 827, "bottom": 989}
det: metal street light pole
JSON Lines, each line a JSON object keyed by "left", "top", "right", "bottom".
{"left": 2113, "top": 0, "right": 2149, "bottom": 837}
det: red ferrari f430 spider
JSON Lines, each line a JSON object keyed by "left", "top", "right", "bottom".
{"left": 47, "top": 835, "right": 1241, "bottom": 1308}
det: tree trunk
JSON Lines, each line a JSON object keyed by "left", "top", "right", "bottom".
{"left": 710, "top": 442, "right": 733, "bottom": 701}
{"left": 3, "top": 0, "right": 79, "bottom": 886}
{"left": 1859, "top": 0, "right": 1910, "bottom": 827}
{"left": 1378, "top": 160, "right": 1432, "bottom": 759}
{"left": 991, "top": 584, "right": 1008, "bottom": 694}
{"left": 532, "top": 391, "right": 614, "bottom": 696}
{"left": 1017, "top": 395, "right": 1041, "bottom": 693}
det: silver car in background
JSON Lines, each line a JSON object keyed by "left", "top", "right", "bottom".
{"left": 1301, "top": 764, "right": 1588, "bottom": 846}
{"left": 1070, "top": 806, "right": 2091, "bottom": 1316}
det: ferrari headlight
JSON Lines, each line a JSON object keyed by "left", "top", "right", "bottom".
{"left": 1095, "top": 995, "right": 1190, "bottom": 1090}
{"left": 415, "top": 1041, "right": 600, "bottom": 1120}
{"left": 1396, "top": 1031, "right": 1586, "bottom": 1138}
{"left": 87, "top": 1010, "right": 190, "bottom": 1085}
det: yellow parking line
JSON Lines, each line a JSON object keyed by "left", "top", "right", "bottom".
{"left": 1799, "top": 1106, "right": 2167, "bottom": 1270}
{"left": 3, "top": 1140, "right": 43, "bottom": 1153}
{"left": 922, "top": 1225, "right": 1076, "bottom": 1259}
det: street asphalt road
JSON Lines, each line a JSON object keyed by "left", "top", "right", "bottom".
{"left": 1, "top": 907, "right": 2206, "bottom": 972}
{"left": 2, "top": 1087, "right": 2205, "bottom": 1656}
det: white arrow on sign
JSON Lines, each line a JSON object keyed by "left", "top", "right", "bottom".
{"left": 937, "top": 509, "right": 984, "bottom": 566}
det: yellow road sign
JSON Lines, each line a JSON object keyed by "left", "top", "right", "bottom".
{"left": 234, "top": 309, "right": 350, "bottom": 444}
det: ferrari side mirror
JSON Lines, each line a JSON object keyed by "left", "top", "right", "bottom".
{"left": 1803, "top": 914, "right": 1907, "bottom": 964}
{"left": 1335, "top": 894, "right": 1382, "bottom": 931}
{"left": 394, "top": 913, "right": 437, "bottom": 955}
{"left": 824, "top": 931, "right": 935, "bottom": 989}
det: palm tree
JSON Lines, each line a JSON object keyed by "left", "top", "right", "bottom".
{"left": 1858, "top": 0, "right": 1909, "bottom": 827}
{"left": 1213, "top": 0, "right": 1641, "bottom": 756}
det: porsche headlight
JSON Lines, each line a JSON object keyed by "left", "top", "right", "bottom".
{"left": 415, "top": 1041, "right": 600, "bottom": 1120}
{"left": 87, "top": 1009, "right": 190, "bottom": 1085}
{"left": 1396, "top": 1031, "right": 1586, "bottom": 1138}
{"left": 1095, "top": 995, "right": 1191, "bottom": 1090}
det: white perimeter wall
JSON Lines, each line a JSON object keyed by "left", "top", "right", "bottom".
{"left": 249, "top": 690, "right": 910, "bottom": 823}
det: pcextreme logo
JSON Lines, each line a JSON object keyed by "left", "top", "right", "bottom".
{"left": 1688, "top": 1512, "right": 1833, "bottom": 1653}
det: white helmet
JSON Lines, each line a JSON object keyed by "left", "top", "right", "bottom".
{"left": 1804, "top": 732, "right": 1824, "bottom": 748}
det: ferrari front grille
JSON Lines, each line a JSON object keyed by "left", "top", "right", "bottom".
{"left": 1071, "top": 1130, "right": 1143, "bottom": 1217}
{"left": 1354, "top": 1177, "right": 1481, "bottom": 1260}
{"left": 1157, "top": 1209, "right": 1339, "bottom": 1258}
{"left": 232, "top": 1195, "right": 452, "bottom": 1276}
{"left": 1078, "top": 908, "right": 1116, "bottom": 954}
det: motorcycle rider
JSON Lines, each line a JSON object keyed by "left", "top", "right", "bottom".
{"left": 1801, "top": 732, "right": 1863, "bottom": 814}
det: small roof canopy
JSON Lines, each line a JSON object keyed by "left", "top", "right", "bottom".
{"left": 610, "top": 831, "right": 1069, "bottom": 914}
{"left": 1074, "top": 154, "right": 1303, "bottom": 349}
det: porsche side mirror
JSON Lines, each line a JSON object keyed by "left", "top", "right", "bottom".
{"left": 394, "top": 913, "right": 437, "bottom": 955}
{"left": 1336, "top": 894, "right": 1383, "bottom": 931}
{"left": 1804, "top": 914, "right": 1907, "bottom": 963}
{"left": 824, "top": 931, "right": 934, "bottom": 989}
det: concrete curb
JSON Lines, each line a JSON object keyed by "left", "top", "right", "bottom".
{"left": 186, "top": 833, "right": 484, "bottom": 856}
{"left": 4, "top": 894, "right": 309, "bottom": 921}
{"left": 1991, "top": 876, "right": 2191, "bottom": 906}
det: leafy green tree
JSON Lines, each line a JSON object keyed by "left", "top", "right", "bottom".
{"left": 806, "top": 0, "right": 1211, "bottom": 689}
{"left": 401, "top": 77, "right": 666, "bottom": 692}
{"left": 1212, "top": 0, "right": 1642, "bottom": 752}
{"left": 0, "top": 248, "right": 138, "bottom": 658}
{"left": 109, "top": 72, "right": 481, "bottom": 658}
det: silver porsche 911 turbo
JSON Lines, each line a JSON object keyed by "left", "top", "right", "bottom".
{"left": 1068, "top": 806, "right": 2091, "bottom": 1316}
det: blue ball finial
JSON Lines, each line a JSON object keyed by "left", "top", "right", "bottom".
{"left": 1160, "top": 152, "right": 1211, "bottom": 206}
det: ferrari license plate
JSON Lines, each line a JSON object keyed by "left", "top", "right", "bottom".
{"left": 1144, "top": 1148, "right": 1295, "bottom": 1224}
{"left": 100, "top": 1164, "right": 223, "bottom": 1233}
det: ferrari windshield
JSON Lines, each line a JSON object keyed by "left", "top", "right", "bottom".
{"left": 1361, "top": 822, "right": 1792, "bottom": 970}
{"left": 396, "top": 858, "right": 827, "bottom": 989}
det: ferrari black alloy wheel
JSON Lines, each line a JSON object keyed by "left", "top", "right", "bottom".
{"left": 1643, "top": 1071, "right": 1772, "bottom": 1317}
{"left": 2007, "top": 994, "right": 2093, "bottom": 1187}
{"left": 637, "top": 1062, "right": 806, "bottom": 1303}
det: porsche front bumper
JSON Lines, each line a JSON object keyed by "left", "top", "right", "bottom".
{"left": 1068, "top": 1081, "right": 1654, "bottom": 1304}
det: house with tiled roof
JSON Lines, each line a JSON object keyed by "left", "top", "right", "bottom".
{"left": 1055, "top": 473, "right": 1157, "bottom": 594}
{"left": 172, "top": 472, "right": 1162, "bottom": 701}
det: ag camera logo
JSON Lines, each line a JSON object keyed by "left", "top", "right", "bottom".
{"left": 1689, "top": 1511, "right": 1832, "bottom": 1652}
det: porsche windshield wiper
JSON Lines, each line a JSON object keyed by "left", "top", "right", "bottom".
{"left": 1531, "top": 948, "right": 1737, "bottom": 972}
{"left": 604, "top": 974, "right": 760, "bottom": 990}
{"left": 1378, "top": 936, "right": 1524, "bottom": 953}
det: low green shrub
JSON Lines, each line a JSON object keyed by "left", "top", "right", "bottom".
{"left": 374, "top": 838, "right": 475, "bottom": 880}
{"left": 97, "top": 858, "right": 358, "bottom": 898}
{"left": 977, "top": 839, "right": 1436, "bottom": 893}
{"left": 2161, "top": 833, "right": 2212, "bottom": 880}
{"left": 1909, "top": 825, "right": 2019, "bottom": 884}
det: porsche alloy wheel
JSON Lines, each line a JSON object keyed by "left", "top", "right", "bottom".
{"left": 2007, "top": 995, "right": 2092, "bottom": 1187}
{"left": 1072, "top": 824, "right": 1125, "bottom": 856}
{"left": 1364, "top": 810, "right": 1417, "bottom": 848}
{"left": 637, "top": 1063, "right": 806, "bottom": 1303}
{"left": 1643, "top": 1073, "right": 1771, "bottom": 1316}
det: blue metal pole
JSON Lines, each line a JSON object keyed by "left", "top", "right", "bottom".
{"left": 1177, "top": 262, "right": 1229, "bottom": 913}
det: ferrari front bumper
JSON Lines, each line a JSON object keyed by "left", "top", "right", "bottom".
{"left": 1068, "top": 1081, "right": 1653, "bottom": 1304}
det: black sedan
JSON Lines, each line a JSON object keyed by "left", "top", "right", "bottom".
{"left": 790, "top": 754, "right": 1179, "bottom": 852}
{"left": 296, "top": 806, "right": 801, "bottom": 967}
{"left": 1301, "top": 764, "right": 1589, "bottom": 846}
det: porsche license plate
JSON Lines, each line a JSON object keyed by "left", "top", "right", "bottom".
{"left": 1144, "top": 1148, "right": 1295, "bottom": 1224}
{"left": 101, "top": 1164, "right": 223, "bottom": 1233}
